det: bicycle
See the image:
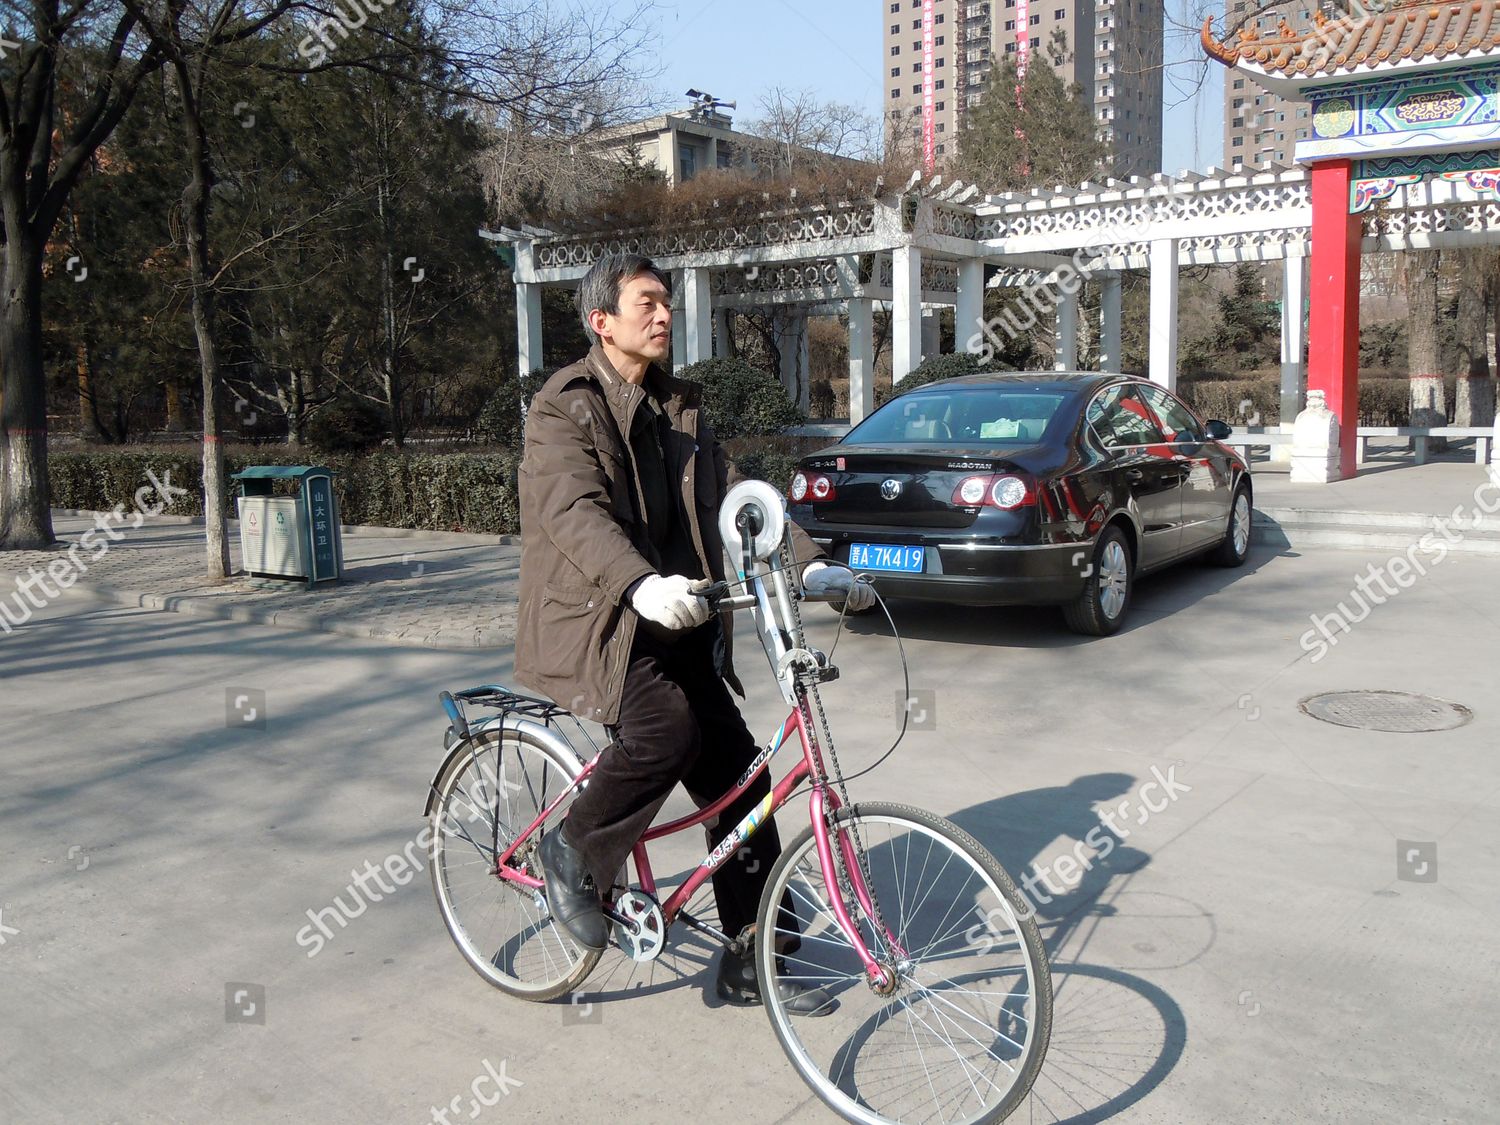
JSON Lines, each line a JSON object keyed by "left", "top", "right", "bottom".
{"left": 424, "top": 479, "right": 1053, "bottom": 1125}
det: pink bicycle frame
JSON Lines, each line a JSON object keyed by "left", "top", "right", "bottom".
{"left": 490, "top": 697, "right": 900, "bottom": 982}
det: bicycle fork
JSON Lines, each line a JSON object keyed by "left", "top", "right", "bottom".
{"left": 810, "top": 785, "right": 907, "bottom": 995}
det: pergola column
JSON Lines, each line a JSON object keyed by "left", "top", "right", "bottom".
{"left": 1099, "top": 273, "right": 1122, "bottom": 372}
{"left": 682, "top": 266, "right": 712, "bottom": 366}
{"left": 849, "top": 297, "right": 875, "bottom": 425}
{"left": 1148, "top": 239, "right": 1179, "bottom": 389}
{"left": 516, "top": 281, "right": 543, "bottom": 378}
{"left": 921, "top": 311, "right": 941, "bottom": 361}
{"left": 1307, "top": 158, "right": 1362, "bottom": 479}
{"left": 1281, "top": 250, "right": 1309, "bottom": 421}
{"left": 956, "top": 259, "right": 986, "bottom": 357}
{"left": 892, "top": 245, "right": 923, "bottom": 383}
{"left": 671, "top": 314, "right": 686, "bottom": 373}
{"left": 1054, "top": 285, "right": 1079, "bottom": 371}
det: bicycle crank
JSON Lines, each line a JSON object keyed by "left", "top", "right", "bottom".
{"left": 610, "top": 890, "right": 667, "bottom": 963}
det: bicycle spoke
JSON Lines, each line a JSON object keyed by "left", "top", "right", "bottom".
{"left": 431, "top": 731, "right": 598, "bottom": 1000}
{"left": 759, "top": 807, "right": 1050, "bottom": 1125}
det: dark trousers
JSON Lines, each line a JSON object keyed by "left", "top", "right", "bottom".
{"left": 564, "top": 622, "right": 784, "bottom": 940}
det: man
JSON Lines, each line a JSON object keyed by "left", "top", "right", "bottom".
{"left": 514, "top": 254, "right": 872, "bottom": 1013}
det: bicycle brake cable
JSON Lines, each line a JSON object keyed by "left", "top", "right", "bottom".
{"left": 781, "top": 540, "right": 895, "bottom": 956}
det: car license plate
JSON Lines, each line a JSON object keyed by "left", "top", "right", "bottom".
{"left": 848, "top": 543, "right": 924, "bottom": 573}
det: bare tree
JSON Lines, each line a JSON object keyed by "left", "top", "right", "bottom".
{"left": 1406, "top": 249, "right": 1446, "bottom": 441}
{"left": 1453, "top": 249, "right": 1495, "bottom": 427}
{"left": 743, "top": 87, "right": 880, "bottom": 176}
{"left": 0, "top": 2, "right": 169, "bottom": 550}
{"left": 114, "top": 0, "right": 658, "bottom": 577}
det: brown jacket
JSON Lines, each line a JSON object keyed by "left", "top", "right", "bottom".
{"left": 515, "top": 345, "right": 818, "bottom": 725}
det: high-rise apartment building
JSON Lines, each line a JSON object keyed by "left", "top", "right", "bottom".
{"left": 882, "top": 0, "right": 1163, "bottom": 177}
{"left": 1220, "top": 1, "right": 1321, "bottom": 168}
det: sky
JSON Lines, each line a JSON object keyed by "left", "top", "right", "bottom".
{"left": 646, "top": 0, "right": 1226, "bottom": 176}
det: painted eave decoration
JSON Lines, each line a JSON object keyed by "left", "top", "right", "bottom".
{"left": 1203, "top": 1, "right": 1500, "bottom": 93}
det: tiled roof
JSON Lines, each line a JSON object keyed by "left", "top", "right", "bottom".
{"left": 1203, "top": 1, "right": 1500, "bottom": 82}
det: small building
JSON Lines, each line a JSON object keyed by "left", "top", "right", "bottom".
{"left": 581, "top": 99, "right": 868, "bottom": 187}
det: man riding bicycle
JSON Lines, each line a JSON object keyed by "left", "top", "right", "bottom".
{"left": 514, "top": 254, "right": 872, "bottom": 1013}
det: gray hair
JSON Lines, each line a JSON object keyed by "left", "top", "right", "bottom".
{"left": 576, "top": 254, "right": 672, "bottom": 343}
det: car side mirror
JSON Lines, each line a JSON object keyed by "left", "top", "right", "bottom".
{"left": 1204, "top": 419, "right": 1232, "bottom": 440}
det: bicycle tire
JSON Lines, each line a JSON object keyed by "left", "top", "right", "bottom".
{"left": 429, "top": 726, "right": 602, "bottom": 1001}
{"left": 756, "top": 801, "right": 1052, "bottom": 1125}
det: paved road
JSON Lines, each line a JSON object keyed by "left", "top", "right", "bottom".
{"left": 2, "top": 535, "right": 1497, "bottom": 1123}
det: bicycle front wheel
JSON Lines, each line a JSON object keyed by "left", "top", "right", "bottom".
{"left": 429, "top": 726, "right": 601, "bottom": 1000}
{"left": 757, "top": 802, "right": 1051, "bottom": 1125}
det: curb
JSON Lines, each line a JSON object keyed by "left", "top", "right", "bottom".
{"left": 51, "top": 509, "right": 522, "bottom": 547}
{"left": 76, "top": 581, "right": 514, "bottom": 651}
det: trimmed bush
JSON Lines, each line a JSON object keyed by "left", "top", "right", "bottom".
{"left": 875, "top": 351, "right": 1009, "bottom": 408}
{"left": 677, "top": 357, "right": 805, "bottom": 440}
{"left": 1178, "top": 377, "right": 1281, "bottom": 426}
{"left": 732, "top": 448, "right": 802, "bottom": 492}
{"left": 1358, "top": 377, "right": 1412, "bottom": 427}
{"left": 49, "top": 448, "right": 521, "bottom": 534}
{"left": 475, "top": 368, "right": 552, "bottom": 448}
{"left": 1178, "top": 373, "right": 1421, "bottom": 428}
{"left": 304, "top": 397, "right": 387, "bottom": 453}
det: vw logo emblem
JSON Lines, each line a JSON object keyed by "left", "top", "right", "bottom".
{"left": 880, "top": 479, "right": 903, "bottom": 500}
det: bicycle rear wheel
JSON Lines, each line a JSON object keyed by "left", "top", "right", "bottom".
{"left": 757, "top": 802, "right": 1051, "bottom": 1125}
{"left": 429, "top": 725, "right": 601, "bottom": 1000}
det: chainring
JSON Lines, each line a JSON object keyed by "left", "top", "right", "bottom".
{"left": 611, "top": 890, "right": 667, "bottom": 962}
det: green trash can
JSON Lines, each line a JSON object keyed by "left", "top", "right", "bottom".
{"left": 231, "top": 466, "right": 343, "bottom": 587}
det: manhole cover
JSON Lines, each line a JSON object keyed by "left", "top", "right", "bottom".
{"left": 1299, "top": 691, "right": 1473, "bottom": 733}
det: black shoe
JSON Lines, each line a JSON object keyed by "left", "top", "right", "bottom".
{"left": 715, "top": 946, "right": 837, "bottom": 1017}
{"left": 538, "top": 825, "right": 608, "bottom": 952}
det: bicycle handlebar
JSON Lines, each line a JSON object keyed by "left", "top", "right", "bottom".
{"left": 702, "top": 578, "right": 848, "bottom": 614}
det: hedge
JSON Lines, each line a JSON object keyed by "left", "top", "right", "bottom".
{"left": 1178, "top": 373, "right": 1427, "bottom": 428}
{"left": 49, "top": 449, "right": 522, "bottom": 535}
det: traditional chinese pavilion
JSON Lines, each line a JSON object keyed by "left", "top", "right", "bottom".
{"left": 1204, "top": 1, "right": 1500, "bottom": 479}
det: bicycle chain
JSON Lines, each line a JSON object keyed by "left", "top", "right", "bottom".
{"left": 782, "top": 543, "right": 893, "bottom": 966}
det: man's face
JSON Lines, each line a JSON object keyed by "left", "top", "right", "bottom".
{"left": 591, "top": 272, "right": 672, "bottom": 366}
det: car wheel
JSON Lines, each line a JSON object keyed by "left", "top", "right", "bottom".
{"left": 1208, "top": 483, "right": 1253, "bottom": 567}
{"left": 1062, "top": 525, "right": 1133, "bottom": 637}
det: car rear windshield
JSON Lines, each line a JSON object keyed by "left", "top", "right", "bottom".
{"left": 847, "top": 387, "right": 1070, "bottom": 445}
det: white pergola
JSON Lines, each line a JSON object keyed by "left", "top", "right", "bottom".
{"left": 484, "top": 163, "right": 1500, "bottom": 425}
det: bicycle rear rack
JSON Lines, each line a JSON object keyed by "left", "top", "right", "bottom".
{"left": 438, "top": 685, "right": 604, "bottom": 760}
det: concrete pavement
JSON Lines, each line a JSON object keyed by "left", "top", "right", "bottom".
{"left": 3, "top": 482, "right": 1499, "bottom": 1121}
{"left": 7, "top": 460, "right": 1496, "bottom": 654}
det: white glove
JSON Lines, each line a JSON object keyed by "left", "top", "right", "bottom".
{"left": 802, "top": 562, "right": 876, "bottom": 612}
{"left": 629, "top": 574, "right": 713, "bottom": 632}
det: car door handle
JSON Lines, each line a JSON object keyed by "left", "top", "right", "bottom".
{"left": 1126, "top": 469, "right": 1144, "bottom": 483}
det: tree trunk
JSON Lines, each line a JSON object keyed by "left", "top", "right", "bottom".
{"left": 376, "top": 176, "right": 404, "bottom": 448}
{"left": 77, "top": 340, "right": 103, "bottom": 440}
{"left": 176, "top": 63, "right": 230, "bottom": 580}
{"left": 164, "top": 381, "right": 188, "bottom": 432}
{"left": 0, "top": 229, "right": 55, "bottom": 549}
{"left": 1406, "top": 249, "right": 1446, "bottom": 446}
{"left": 1454, "top": 256, "right": 1493, "bottom": 427}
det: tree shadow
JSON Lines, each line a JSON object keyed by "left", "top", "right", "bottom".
{"left": 944, "top": 777, "right": 1193, "bottom": 1123}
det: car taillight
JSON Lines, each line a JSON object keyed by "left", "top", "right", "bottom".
{"left": 951, "top": 474, "right": 1035, "bottom": 509}
{"left": 990, "top": 475, "right": 1032, "bottom": 509}
{"left": 809, "top": 473, "right": 836, "bottom": 501}
{"left": 789, "top": 472, "right": 809, "bottom": 502}
{"left": 955, "top": 476, "right": 988, "bottom": 506}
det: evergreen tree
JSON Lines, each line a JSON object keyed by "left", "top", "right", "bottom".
{"left": 955, "top": 33, "right": 1109, "bottom": 193}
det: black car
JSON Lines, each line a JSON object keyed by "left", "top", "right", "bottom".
{"left": 787, "top": 372, "right": 1253, "bottom": 635}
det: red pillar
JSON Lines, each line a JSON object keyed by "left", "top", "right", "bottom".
{"left": 1306, "top": 158, "right": 1363, "bottom": 479}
